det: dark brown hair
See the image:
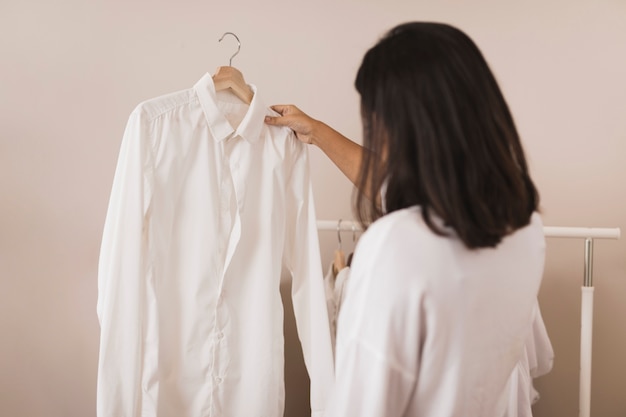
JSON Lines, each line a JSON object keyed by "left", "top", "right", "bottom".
{"left": 354, "top": 22, "right": 539, "bottom": 249}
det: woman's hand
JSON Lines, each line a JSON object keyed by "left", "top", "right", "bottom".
{"left": 265, "top": 103, "right": 366, "bottom": 188}
{"left": 264, "top": 104, "right": 320, "bottom": 145}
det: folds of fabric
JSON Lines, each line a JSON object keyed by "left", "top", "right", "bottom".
{"left": 97, "top": 73, "right": 333, "bottom": 417}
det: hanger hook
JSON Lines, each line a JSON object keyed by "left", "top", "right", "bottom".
{"left": 218, "top": 32, "right": 241, "bottom": 67}
{"left": 337, "top": 219, "right": 343, "bottom": 251}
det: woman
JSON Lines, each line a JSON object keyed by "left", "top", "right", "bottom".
{"left": 266, "top": 22, "right": 546, "bottom": 417}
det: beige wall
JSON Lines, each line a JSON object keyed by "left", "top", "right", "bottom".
{"left": 1, "top": 0, "right": 625, "bottom": 416}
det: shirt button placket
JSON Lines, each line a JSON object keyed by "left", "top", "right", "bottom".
{"left": 213, "top": 154, "right": 231, "bottom": 399}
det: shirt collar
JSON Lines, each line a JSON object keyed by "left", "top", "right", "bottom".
{"left": 193, "top": 72, "right": 266, "bottom": 144}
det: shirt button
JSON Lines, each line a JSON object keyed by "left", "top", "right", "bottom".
{"left": 217, "top": 332, "right": 224, "bottom": 339}
{"left": 215, "top": 376, "right": 223, "bottom": 384}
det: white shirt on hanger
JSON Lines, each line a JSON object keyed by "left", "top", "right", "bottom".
{"left": 325, "top": 207, "right": 546, "bottom": 417}
{"left": 323, "top": 262, "right": 350, "bottom": 355}
{"left": 97, "top": 73, "right": 334, "bottom": 417}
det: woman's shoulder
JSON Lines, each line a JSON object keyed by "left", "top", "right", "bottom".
{"left": 353, "top": 208, "right": 545, "bottom": 284}
{"left": 352, "top": 207, "right": 438, "bottom": 279}
{"left": 358, "top": 206, "right": 441, "bottom": 253}
{"left": 361, "top": 208, "right": 544, "bottom": 249}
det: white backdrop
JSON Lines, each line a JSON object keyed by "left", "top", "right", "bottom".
{"left": 1, "top": 0, "right": 625, "bottom": 416}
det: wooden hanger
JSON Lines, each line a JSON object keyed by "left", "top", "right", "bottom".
{"left": 213, "top": 32, "right": 253, "bottom": 105}
{"left": 333, "top": 220, "right": 347, "bottom": 276}
{"left": 347, "top": 223, "right": 357, "bottom": 267}
{"left": 333, "top": 249, "right": 346, "bottom": 277}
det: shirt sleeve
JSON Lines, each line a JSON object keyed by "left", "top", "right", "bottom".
{"left": 527, "top": 301, "right": 554, "bottom": 379}
{"left": 323, "top": 262, "right": 338, "bottom": 355}
{"left": 282, "top": 137, "right": 335, "bottom": 417}
{"left": 96, "top": 109, "right": 157, "bottom": 417}
{"left": 325, "top": 223, "right": 422, "bottom": 417}
{"left": 329, "top": 339, "right": 417, "bottom": 417}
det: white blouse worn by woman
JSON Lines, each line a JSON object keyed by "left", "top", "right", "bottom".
{"left": 325, "top": 207, "right": 546, "bottom": 417}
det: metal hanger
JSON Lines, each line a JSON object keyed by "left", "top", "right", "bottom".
{"left": 218, "top": 32, "right": 241, "bottom": 66}
{"left": 337, "top": 219, "right": 343, "bottom": 251}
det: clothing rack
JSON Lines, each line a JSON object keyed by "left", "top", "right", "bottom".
{"left": 317, "top": 220, "right": 621, "bottom": 417}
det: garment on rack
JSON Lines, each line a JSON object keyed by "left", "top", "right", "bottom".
{"left": 323, "top": 262, "right": 350, "bottom": 355}
{"left": 97, "top": 73, "right": 334, "bottom": 417}
{"left": 325, "top": 207, "right": 547, "bottom": 417}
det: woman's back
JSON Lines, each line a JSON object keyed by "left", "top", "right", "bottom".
{"left": 327, "top": 207, "right": 546, "bottom": 417}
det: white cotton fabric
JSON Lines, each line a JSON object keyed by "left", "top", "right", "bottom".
{"left": 97, "top": 73, "right": 334, "bottom": 417}
{"left": 503, "top": 302, "right": 554, "bottom": 417}
{"left": 323, "top": 264, "right": 553, "bottom": 417}
{"left": 323, "top": 262, "right": 350, "bottom": 355}
{"left": 325, "top": 207, "right": 546, "bottom": 417}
